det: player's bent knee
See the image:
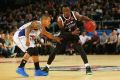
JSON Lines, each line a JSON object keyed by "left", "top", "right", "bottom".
{"left": 27, "top": 47, "right": 39, "bottom": 56}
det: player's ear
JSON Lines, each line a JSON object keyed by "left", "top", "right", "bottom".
{"left": 31, "top": 21, "right": 37, "bottom": 26}
{"left": 57, "top": 17, "right": 63, "bottom": 29}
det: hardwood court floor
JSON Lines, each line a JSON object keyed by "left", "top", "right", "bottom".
{"left": 0, "top": 55, "right": 120, "bottom": 80}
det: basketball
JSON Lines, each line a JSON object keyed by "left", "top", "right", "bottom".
{"left": 84, "top": 21, "right": 96, "bottom": 32}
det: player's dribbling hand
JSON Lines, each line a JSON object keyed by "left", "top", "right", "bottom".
{"left": 26, "top": 39, "right": 30, "bottom": 46}
{"left": 71, "top": 28, "right": 80, "bottom": 35}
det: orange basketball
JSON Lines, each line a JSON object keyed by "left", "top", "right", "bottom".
{"left": 84, "top": 21, "right": 96, "bottom": 32}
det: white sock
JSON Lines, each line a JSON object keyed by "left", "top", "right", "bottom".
{"left": 46, "top": 64, "right": 50, "bottom": 68}
{"left": 85, "top": 63, "right": 90, "bottom": 67}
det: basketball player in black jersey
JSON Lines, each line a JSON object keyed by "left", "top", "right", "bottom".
{"left": 43, "top": 5, "right": 94, "bottom": 75}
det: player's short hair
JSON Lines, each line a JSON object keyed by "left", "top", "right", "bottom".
{"left": 30, "top": 21, "right": 40, "bottom": 29}
{"left": 41, "top": 14, "right": 50, "bottom": 20}
{"left": 62, "top": 4, "right": 70, "bottom": 9}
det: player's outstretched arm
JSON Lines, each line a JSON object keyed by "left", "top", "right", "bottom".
{"left": 25, "top": 25, "right": 32, "bottom": 46}
{"left": 41, "top": 28, "right": 61, "bottom": 43}
{"left": 74, "top": 11, "right": 92, "bottom": 22}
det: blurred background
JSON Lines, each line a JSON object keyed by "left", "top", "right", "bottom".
{"left": 0, "top": 0, "right": 120, "bottom": 58}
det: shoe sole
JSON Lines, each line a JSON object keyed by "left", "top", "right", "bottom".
{"left": 86, "top": 72, "right": 92, "bottom": 75}
{"left": 16, "top": 70, "right": 29, "bottom": 77}
{"left": 35, "top": 72, "right": 48, "bottom": 76}
{"left": 35, "top": 74, "right": 48, "bottom": 76}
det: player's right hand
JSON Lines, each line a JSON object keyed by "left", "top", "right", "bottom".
{"left": 26, "top": 39, "right": 30, "bottom": 46}
{"left": 71, "top": 28, "right": 80, "bottom": 35}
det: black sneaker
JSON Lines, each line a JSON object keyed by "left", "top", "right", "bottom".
{"left": 42, "top": 66, "right": 49, "bottom": 73}
{"left": 86, "top": 66, "right": 92, "bottom": 75}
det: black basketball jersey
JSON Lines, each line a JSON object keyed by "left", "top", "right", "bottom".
{"left": 58, "top": 11, "right": 80, "bottom": 42}
{"left": 60, "top": 11, "right": 77, "bottom": 32}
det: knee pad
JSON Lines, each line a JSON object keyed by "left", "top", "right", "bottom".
{"left": 33, "top": 47, "right": 39, "bottom": 56}
{"left": 27, "top": 47, "right": 39, "bottom": 56}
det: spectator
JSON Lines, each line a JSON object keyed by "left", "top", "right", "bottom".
{"left": 0, "top": 33, "right": 10, "bottom": 57}
{"left": 79, "top": 31, "right": 91, "bottom": 53}
{"left": 4, "top": 33, "right": 16, "bottom": 57}
{"left": 116, "top": 34, "right": 120, "bottom": 53}
{"left": 79, "top": 31, "right": 91, "bottom": 45}
{"left": 89, "top": 31, "right": 100, "bottom": 54}
{"left": 106, "top": 30, "right": 118, "bottom": 53}
{"left": 98, "top": 32, "right": 108, "bottom": 54}
{"left": 103, "top": 11, "right": 111, "bottom": 21}
{"left": 96, "top": 5, "right": 103, "bottom": 14}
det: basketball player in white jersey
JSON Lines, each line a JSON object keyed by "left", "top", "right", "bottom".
{"left": 13, "top": 15, "right": 61, "bottom": 77}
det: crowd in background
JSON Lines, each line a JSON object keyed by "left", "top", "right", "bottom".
{"left": 0, "top": 0, "right": 120, "bottom": 58}
{"left": 0, "top": 0, "right": 120, "bottom": 33}
{"left": 0, "top": 29, "right": 120, "bottom": 58}
{"left": 79, "top": 30, "right": 120, "bottom": 55}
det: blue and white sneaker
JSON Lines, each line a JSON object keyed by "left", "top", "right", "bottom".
{"left": 16, "top": 67, "right": 29, "bottom": 77}
{"left": 35, "top": 69, "right": 48, "bottom": 76}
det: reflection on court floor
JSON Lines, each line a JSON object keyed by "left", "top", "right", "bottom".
{"left": 0, "top": 55, "right": 120, "bottom": 80}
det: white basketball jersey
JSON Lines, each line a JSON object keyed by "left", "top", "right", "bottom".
{"left": 18, "top": 21, "right": 41, "bottom": 40}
